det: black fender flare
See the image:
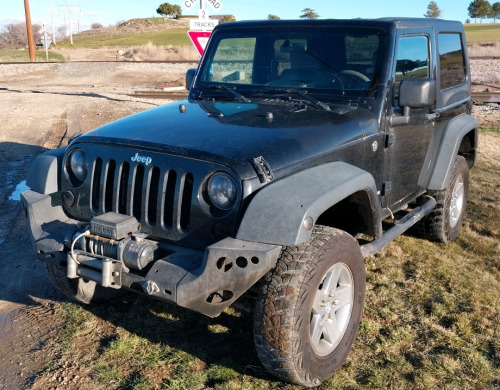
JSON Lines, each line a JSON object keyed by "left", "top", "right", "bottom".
{"left": 27, "top": 147, "right": 66, "bottom": 194}
{"left": 236, "top": 161, "right": 381, "bottom": 246}
{"left": 418, "top": 114, "right": 478, "bottom": 191}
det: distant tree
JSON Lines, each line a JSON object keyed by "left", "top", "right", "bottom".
{"left": 56, "top": 25, "right": 66, "bottom": 39}
{"left": 91, "top": 22, "right": 103, "bottom": 29}
{"left": 0, "top": 22, "right": 41, "bottom": 50}
{"left": 156, "top": 3, "right": 182, "bottom": 19}
{"left": 300, "top": 8, "right": 319, "bottom": 19}
{"left": 220, "top": 15, "right": 236, "bottom": 23}
{"left": 424, "top": 1, "right": 442, "bottom": 18}
{"left": 468, "top": 0, "right": 492, "bottom": 22}
{"left": 268, "top": 14, "right": 280, "bottom": 20}
{"left": 465, "top": 18, "right": 471, "bottom": 23}
{"left": 490, "top": 1, "right": 500, "bottom": 21}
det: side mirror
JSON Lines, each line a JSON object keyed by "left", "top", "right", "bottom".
{"left": 399, "top": 78, "right": 436, "bottom": 108}
{"left": 185, "top": 68, "right": 197, "bottom": 91}
{"left": 391, "top": 78, "right": 436, "bottom": 126}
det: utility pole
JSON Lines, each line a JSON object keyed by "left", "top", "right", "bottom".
{"left": 67, "top": 0, "right": 73, "bottom": 45}
{"left": 50, "top": 0, "right": 56, "bottom": 45}
{"left": 24, "top": 0, "right": 36, "bottom": 62}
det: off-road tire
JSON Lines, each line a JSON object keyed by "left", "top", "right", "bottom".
{"left": 45, "top": 262, "right": 122, "bottom": 304}
{"left": 416, "top": 155, "right": 469, "bottom": 242}
{"left": 253, "top": 226, "right": 365, "bottom": 387}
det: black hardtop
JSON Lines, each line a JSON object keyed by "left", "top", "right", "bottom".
{"left": 376, "top": 17, "right": 464, "bottom": 31}
{"left": 211, "top": 17, "right": 464, "bottom": 33}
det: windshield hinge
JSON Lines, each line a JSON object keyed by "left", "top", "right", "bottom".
{"left": 252, "top": 156, "right": 274, "bottom": 184}
{"left": 382, "top": 181, "right": 392, "bottom": 196}
{"left": 385, "top": 133, "right": 396, "bottom": 148}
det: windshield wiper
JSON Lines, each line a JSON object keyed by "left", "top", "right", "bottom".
{"left": 286, "top": 89, "right": 331, "bottom": 111}
{"left": 200, "top": 84, "right": 251, "bottom": 103}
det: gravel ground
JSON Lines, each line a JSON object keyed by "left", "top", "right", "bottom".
{"left": 470, "top": 59, "right": 500, "bottom": 127}
{"left": 470, "top": 58, "right": 500, "bottom": 84}
{"left": 0, "top": 61, "right": 198, "bottom": 78}
{"left": 1, "top": 57, "right": 495, "bottom": 85}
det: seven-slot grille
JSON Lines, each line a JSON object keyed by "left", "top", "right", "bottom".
{"left": 90, "top": 156, "right": 194, "bottom": 237}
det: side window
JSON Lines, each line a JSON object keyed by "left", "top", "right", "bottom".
{"left": 438, "top": 33, "right": 466, "bottom": 90}
{"left": 394, "top": 35, "right": 430, "bottom": 105}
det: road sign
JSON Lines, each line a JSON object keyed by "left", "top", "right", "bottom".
{"left": 41, "top": 36, "right": 52, "bottom": 48}
{"left": 183, "top": 0, "right": 200, "bottom": 9}
{"left": 183, "top": 0, "right": 223, "bottom": 11}
{"left": 202, "top": 0, "right": 222, "bottom": 11}
{"left": 189, "top": 18, "right": 218, "bottom": 30}
{"left": 39, "top": 23, "right": 50, "bottom": 35}
{"left": 205, "top": 0, "right": 223, "bottom": 11}
{"left": 187, "top": 31, "right": 211, "bottom": 56}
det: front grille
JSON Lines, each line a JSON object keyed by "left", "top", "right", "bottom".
{"left": 90, "top": 157, "right": 194, "bottom": 234}
{"left": 62, "top": 145, "right": 242, "bottom": 247}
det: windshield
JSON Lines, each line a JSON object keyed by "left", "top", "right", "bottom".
{"left": 195, "top": 25, "right": 386, "bottom": 98}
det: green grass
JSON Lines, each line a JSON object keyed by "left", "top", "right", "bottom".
{"left": 56, "top": 28, "right": 190, "bottom": 48}
{"left": 0, "top": 49, "right": 65, "bottom": 62}
{"left": 32, "top": 129, "right": 500, "bottom": 390}
{"left": 55, "top": 17, "right": 192, "bottom": 48}
{"left": 464, "top": 23, "right": 500, "bottom": 42}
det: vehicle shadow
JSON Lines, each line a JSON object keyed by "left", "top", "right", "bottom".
{"left": 82, "top": 292, "right": 278, "bottom": 384}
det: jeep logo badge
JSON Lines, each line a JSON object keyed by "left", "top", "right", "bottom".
{"left": 131, "top": 152, "right": 152, "bottom": 166}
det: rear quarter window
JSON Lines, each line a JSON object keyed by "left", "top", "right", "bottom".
{"left": 438, "top": 33, "right": 466, "bottom": 90}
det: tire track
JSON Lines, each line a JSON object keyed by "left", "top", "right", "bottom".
{"left": 0, "top": 304, "right": 64, "bottom": 389}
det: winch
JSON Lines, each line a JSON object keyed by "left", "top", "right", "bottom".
{"left": 71, "top": 212, "right": 158, "bottom": 271}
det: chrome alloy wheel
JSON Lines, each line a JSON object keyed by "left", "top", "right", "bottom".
{"left": 449, "top": 174, "right": 465, "bottom": 228}
{"left": 310, "top": 262, "right": 354, "bottom": 356}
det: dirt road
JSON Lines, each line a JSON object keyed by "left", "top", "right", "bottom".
{"left": 0, "top": 61, "right": 193, "bottom": 389}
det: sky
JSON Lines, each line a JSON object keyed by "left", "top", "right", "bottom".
{"left": 0, "top": 0, "right": 477, "bottom": 32}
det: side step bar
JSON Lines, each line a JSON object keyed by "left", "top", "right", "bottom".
{"left": 360, "top": 195, "right": 436, "bottom": 258}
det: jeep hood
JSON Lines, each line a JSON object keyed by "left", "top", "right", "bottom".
{"left": 77, "top": 99, "right": 377, "bottom": 180}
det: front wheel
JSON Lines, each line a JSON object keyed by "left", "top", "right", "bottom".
{"left": 254, "top": 226, "right": 366, "bottom": 387}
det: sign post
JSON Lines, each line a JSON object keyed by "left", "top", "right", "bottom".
{"left": 185, "top": 0, "right": 224, "bottom": 56}
{"left": 39, "top": 24, "right": 51, "bottom": 61}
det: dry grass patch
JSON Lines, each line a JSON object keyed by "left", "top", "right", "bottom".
{"left": 468, "top": 41, "right": 500, "bottom": 57}
{"left": 129, "top": 42, "right": 199, "bottom": 62}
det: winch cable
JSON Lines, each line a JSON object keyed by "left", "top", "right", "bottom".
{"left": 70, "top": 229, "right": 91, "bottom": 265}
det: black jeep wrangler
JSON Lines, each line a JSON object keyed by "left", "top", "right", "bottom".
{"left": 22, "top": 18, "right": 477, "bottom": 387}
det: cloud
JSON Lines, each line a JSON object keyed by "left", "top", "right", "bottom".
{"left": 0, "top": 17, "right": 25, "bottom": 29}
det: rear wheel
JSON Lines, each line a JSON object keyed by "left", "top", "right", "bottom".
{"left": 416, "top": 155, "right": 469, "bottom": 242}
{"left": 254, "top": 226, "right": 365, "bottom": 387}
{"left": 45, "top": 262, "right": 122, "bottom": 304}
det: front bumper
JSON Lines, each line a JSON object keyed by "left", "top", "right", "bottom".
{"left": 22, "top": 190, "right": 281, "bottom": 317}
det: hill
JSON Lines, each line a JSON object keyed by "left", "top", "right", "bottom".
{"left": 56, "top": 18, "right": 192, "bottom": 48}
{"left": 464, "top": 22, "right": 500, "bottom": 42}
{"left": 2, "top": 19, "right": 500, "bottom": 63}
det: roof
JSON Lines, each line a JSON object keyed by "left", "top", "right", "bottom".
{"left": 213, "top": 17, "right": 464, "bottom": 33}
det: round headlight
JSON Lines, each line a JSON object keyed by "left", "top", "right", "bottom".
{"left": 69, "top": 149, "right": 88, "bottom": 183}
{"left": 207, "top": 173, "right": 237, "bottom": 210}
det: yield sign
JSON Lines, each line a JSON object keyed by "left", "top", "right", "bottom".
{"left": 188, "top": 31, "right": 211, "bottom": 56}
